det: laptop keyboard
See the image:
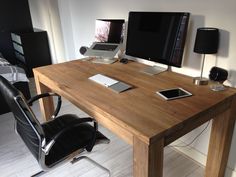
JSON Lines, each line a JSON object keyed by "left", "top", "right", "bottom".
{"left": 92, "top": 44, "right": 118, "bottom": 51}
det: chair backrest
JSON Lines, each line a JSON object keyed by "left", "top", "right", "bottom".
{"left": 0, "top": 76, "right": 44, "bottom": 161}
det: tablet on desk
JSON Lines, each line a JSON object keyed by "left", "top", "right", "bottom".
{"left": 156, "top": 88, "right": 192, "bottom": 100}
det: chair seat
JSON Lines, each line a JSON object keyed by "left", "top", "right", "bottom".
{"left": 42, "top": 114, "right": 108, "bottom": 167}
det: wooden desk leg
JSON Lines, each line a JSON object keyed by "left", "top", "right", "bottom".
{"left": 205, "top": 99, "right": 236, "bottom": 177}
{"left": 133, "top": 136, "right": 164, "bottom": 177}
{"left": 34, "top": 75, "right": 54, "bottom": 121}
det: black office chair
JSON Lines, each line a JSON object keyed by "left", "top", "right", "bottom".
{"left": 0, "top": 76, "right": 111, "bottom": 177}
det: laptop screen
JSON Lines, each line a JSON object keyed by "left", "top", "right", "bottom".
{"left": 95, "top": 19, "right": 125, "bottom": 43}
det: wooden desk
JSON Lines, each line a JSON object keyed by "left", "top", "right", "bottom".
{"left": 33, "top": 60, "right": 236, "bottom": 177}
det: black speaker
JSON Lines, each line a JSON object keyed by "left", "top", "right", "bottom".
{"left": 79, "top": 46, "right": 88, "bottom": 55}
{"left": 209, "top": 67, "right": 228, "bottom": 83}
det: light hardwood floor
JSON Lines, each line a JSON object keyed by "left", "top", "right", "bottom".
{"left": 0, "top": 80, "right": 204, "bottom": 177}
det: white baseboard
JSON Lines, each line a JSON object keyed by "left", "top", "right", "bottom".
{"left": 171, "top": 139, "right": 236, "bottom": 177}
{"left": 170, "top": 139, "right": 207, "bottom": 166}
{"left": 225, "top": 168, "right": 236, "bottom": 177}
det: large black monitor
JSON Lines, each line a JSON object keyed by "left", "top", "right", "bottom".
{"left": 126, "top": 12, "right": 190, "bottom": 74}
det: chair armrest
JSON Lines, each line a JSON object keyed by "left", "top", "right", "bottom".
{"left": 86, "top": 121, "right": 98, "bottom": 152}
{"left": 42, "top": 117, "right": 94, "bottom": 155}
{"left": 27, "top": 92, "right": 62, "bottom": 119}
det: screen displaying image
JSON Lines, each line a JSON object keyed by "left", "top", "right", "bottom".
{"left": 95, "top": 20, "right": 111, "bottom": 42}
{"left": 95, "top": 19, "right": 125, "bottom": 44}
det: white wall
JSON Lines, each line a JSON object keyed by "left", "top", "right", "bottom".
{"left": 28, "top": 0, "right": 66, "bottom": 63}
{"left": 33, "top": 0, "right": 236, "bottom": 176}
{"left": 57, "top": 0, "right": 236, "bottom": 87}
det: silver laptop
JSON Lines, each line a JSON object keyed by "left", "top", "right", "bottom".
{"left": 84, "top": 42, "right": 120, "bottom": 61}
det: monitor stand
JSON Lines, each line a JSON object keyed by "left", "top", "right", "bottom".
{"left": 140, "top": 65, "right": 169, "bottom": 75}
{"left": 91, "top": 57, "right": 117, "bottom": 64}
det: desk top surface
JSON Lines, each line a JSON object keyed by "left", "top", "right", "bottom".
{"left": 34, "top": 60, "right": 236, "bottom": 144}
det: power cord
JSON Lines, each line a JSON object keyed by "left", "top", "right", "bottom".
{"left": 169, "top": 121, "right": 210, "bottom": 148}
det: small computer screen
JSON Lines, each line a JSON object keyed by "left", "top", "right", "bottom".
{"left": 95, "top": 19, "right": 125, "bottom": 44}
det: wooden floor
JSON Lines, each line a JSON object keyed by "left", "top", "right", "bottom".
{"left": 0, "top": 80, "right": 205, "bottom": 177}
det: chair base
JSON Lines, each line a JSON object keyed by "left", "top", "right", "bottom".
{"left": 31, "top": 155, "right": 111, "bottom": 177}
{"left": 71, "top": 156, "right": 111, "bottom": 177}
{"left": 31, "top": 170, "right": 47, "bottom": 177}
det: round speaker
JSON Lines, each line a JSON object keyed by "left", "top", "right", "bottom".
{"left": 79, "top": 46, "right": 88, "bottom": 55}
{"left": 209, "top": 67, "right": 228, "bottom": 83}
